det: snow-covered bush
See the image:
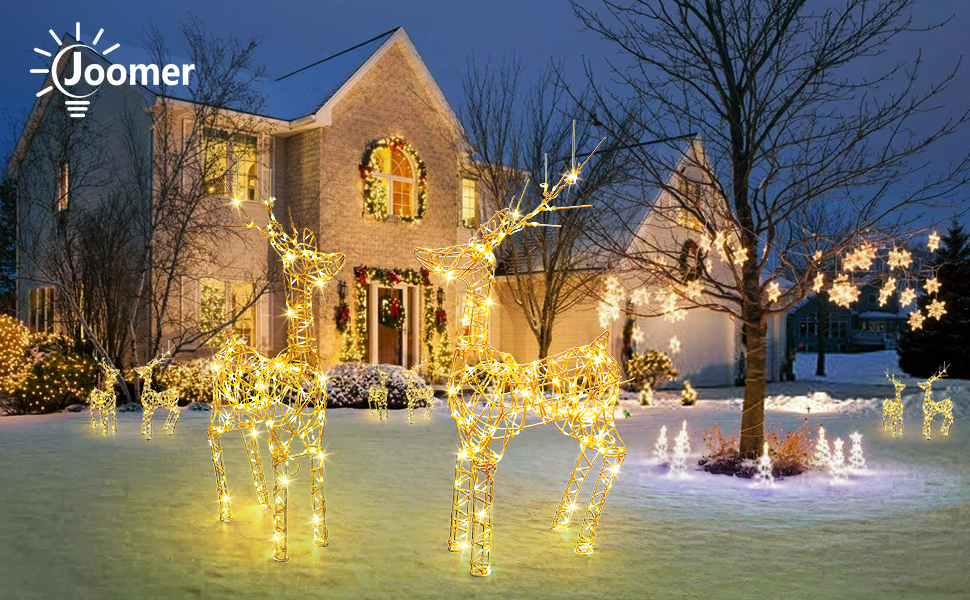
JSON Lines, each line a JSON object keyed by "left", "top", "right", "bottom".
{"left": 680, "top": 380, "right": 697, "bottom": 406}
{"left": 324, "top": 362, "right": 431, "bottom": 409}
{"left": 157, "top": 358, "right": 214, "bottom": 405}
{"left": 698, "top": 423, "right": 813, "bottom": 479}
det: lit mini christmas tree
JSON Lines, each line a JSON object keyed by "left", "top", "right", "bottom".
{"left": 813, "top": 426, "right": 831, "bottom": 467}
{"left": 670, "top": 420, "right": 690, "bottom": 478}
{"left": 753, "top": 442, "right": 774, "bottom": 487}
{"left": 848, "top": 431, "right": 867, "bottom": 473}
{"left": 829, "top": 437, "right": 848, "bottom": 485}
{"left": 654, "top": 425, "right": 669, "bottom": 464}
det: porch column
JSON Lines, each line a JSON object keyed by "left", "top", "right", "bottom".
{"left": 368, "top": 283, "right": 378, "bottom": 364}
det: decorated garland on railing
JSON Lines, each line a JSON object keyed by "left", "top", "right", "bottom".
{"left": 336, "top": 266, "right": 450, "bottom": 381}
{"left": 359, "top": 136, "right": 428, "bottom": 223}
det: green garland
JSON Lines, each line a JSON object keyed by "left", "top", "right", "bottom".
{"left": 337, "top": 266, "right": 450, "bottom": 379}
{"left": 359, "top": 136, "right": 428, "bottom": 223}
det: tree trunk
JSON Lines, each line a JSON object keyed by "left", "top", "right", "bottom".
{"left": 815, "top": 292, "right": 828, "bottom": 377}
{"left": 739, "top": 311, "right": 767, "bottom": 458}
{"left": 537, "top": 328, "right": 551, "bottom": 360}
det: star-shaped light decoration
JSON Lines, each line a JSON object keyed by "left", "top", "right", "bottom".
{"left": 927, "top": 231, "right": 941, "bottom": 252}
{"left": 669, "top": 336, "right": 682, "bottom": 354}
{"left": 630, "top": 288, "right": 650, "bottom": 308}
{"left": 878, "top": 277, "right": 896, "bottom": 306}
{"left": 732, "top": 244, "right": 748, "bottom": 267}
{"left": 830, "top": 275, "right": 860, "bottom": 308}
{"left": 925, "top": 277, "right": 940, "bottom": 295}
{"left": 698, "top": 233, "right": 713, "bottom": 253}
{"left": 632, "top": 324, "right": 644, "bottom": 344}
{"left": 887, "top": 247, "right": 912, "bottom": 271}
{"left": 927, "top": 299, "right": 947, "bottom": 320}
{"left": 908, "top": 310, "right": 925, "bottom": 330}
{"left": 712, "top": 231, "right": 725, "bottom": 257}
{"left": 813, "top": 249, "right": 823, "bottom": 261}
{"left": 812, "top": 272, "right": 824, "bottom": 293}
{"left": 899, "top": 288, "right": 916, "bottom": 307}
{"left": 684, "top": 279, "right": 702, "bottom": 300}
{"left": 766, "top": 281, "right": 781, "bottom": 303}
{"left": 843, "top": 244, "right": 875, "bottom": 272}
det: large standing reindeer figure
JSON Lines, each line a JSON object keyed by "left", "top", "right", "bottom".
{"left": 209, "top": 196, "right": 345, "bottom": 562}
{"left": 89, "top": 357, "right": 119, "bottom": 436}
{"left": 883, "top": 371, "right": 906, "bottom": 437}
{"left": 414, "top": 141, "right": 625, "bottom": 577}
{"left": 918, "top": 364, "right": 954, "bottom": 440}
{"left": 135, "top": 348, "right": 180, "bottom": 441}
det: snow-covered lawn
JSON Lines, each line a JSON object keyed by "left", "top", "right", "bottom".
{"left": 1, "top": 389, "right": 968, "bottom": 599}
{"left": 795, "top": 349, "right": 905, "bottom": 384}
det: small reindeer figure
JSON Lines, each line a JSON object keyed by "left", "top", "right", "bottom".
{"left": 135, "top": 348, "right": 180, "bottom": 441}
{"left": 414, "top": 138, "right": 624, "bottom": 577}
{"left": 883, "top": 371, "right": 906, "bottom": 437}
{"left": 918, "top": 364, "right": 953, "bottom": 440}
{"left": 89, "top": 357, "right": 119, "bottom": 436}
{"left": 210, "top": 195, "right": 345, "bottom": 561}
{"left": 404, "top": 360, "right": 435, "bottom": 423}
{"left": 368, "top": 368, "right": 389, "bottom": 421}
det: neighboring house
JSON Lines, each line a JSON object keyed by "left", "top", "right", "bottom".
{"left": 788, "top": 283, "right": 905, "bottom": 352}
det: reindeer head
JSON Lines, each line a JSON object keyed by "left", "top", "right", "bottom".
{"left": 885, "top": 370, "right": 906, "bottom": 395}
{"left": 414, "top": 138, "right": 603, "bottom": 285}
{"left": 98, "top": 358, "right": 120, "bottom": 386}
{"left": 232, "top": 196, "right": 346, "bottom": 286}
{"left": 917, "top": 363, "right": 948, "bottom": 391}
{"left": 134, "top": 348, "right": 173, "bottom": 382}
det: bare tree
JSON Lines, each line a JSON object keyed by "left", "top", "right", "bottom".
{"left": 573, "top": 0, "right": 970, "bottom": 455}
{"left": 12, "top": 18, "right": 273, "bottom": 392}
{"left": 459, "top": 59, "right": 629, "bottom": 358}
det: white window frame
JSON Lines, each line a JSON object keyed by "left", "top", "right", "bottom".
{"left": 460, "top": 178, "right": 478, "bottom": 228}
{"left": 373, "top": 147, "right": 417, "bottom": 218}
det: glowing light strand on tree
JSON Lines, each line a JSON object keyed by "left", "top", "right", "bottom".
{"left": 653, "top": 424, "right": 669, "bottom": 464}
{"left": 209, "top": 193, "right": 345, "bottom": 562}
{"left": 753, "top": 442, "right": 774, "bottom": 487}
{"left": 414, "top": 136, "right": 626, "bottom": 576}
{"left": 829, "top": 438, "right": 848, "bottom": 485}
{"left": 848, "top": 432, "right": 867, "bottom": 473}
{"left": 670, "top": 420, "right": 690, "bottom": 478}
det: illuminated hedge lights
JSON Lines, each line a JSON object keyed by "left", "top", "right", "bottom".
{"left": 209, "top": 195, "right": 345, "bottom": 562}
{"left": 414, "top": 136, "right": 626, "bottom": 577}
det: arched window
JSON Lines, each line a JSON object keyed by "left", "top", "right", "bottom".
{"left": 372, "top": 146, "right": 416, "bottom": 218}
{"left": 246, "top": 163, "right": 258, "bottom": 201}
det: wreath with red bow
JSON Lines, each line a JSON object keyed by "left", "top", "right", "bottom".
{"left": 379, "top": 296, "right": 406, "bottom": 330}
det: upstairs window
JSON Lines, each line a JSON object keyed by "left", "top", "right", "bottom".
{"left": 204, "top": 129, "right": 258, "bottom": 198}
{"left": 676, "top": 171, "right": 702, "bottom": 231}
{"left": 373, "top": 146, "right": 415, "bottom": 218}
{"left": 460, "top": 178, "right": 478, "bottom": 229}
{"left": 200, "top": 278, "right": 257, "bottom": 347}
{"left": 28, "top": 287, "right": 55, "bottom": 333}
{"left": 57, "top": 161, "right": 69, "bottom": 211}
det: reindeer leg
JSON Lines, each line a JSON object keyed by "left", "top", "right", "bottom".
{"left": 449, "top": 448, "right": 473, "bottom": 551}
{"left": 942, "top": 402, "right": 953, "bottom": 436}
{"left": 311, "top": 442, "right": 328, "bottom": 547}
{"left": 552, "top": 445, "right": 596, "bottom": 532}
{"left": 924, "top": 411, "right": 933, "bottom": 440}
{"left": 469, "top": 459, "right": 496, "bottom": 577}
{"left": 165, "top": 403, "right": 180, "bottom": 435}
{"left": 109, "top": 399, "right": 116, "bottom": 435}
{"left": 143, "top": 406, "right": 155, "bottom": 441}
{"left": 90, "top": 399, "right": 98, "bottom": 429}
{"left": 575, "top": 449, "right": 625, "bottom": 555}
{"left": 209, "top": 429, "right": 233, "bottom": 522}
{"left": 239, "top": 427, "right": 270, "bottom": 510}
{"left": 270, "top": 439, "right": 289, "bottom": 562}
{"left": 100, "top": 401, "right": 111, "bottom": 437}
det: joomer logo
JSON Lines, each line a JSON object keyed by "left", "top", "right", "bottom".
{"left": 32, "top": 22, "right": 195, "bottom": 118}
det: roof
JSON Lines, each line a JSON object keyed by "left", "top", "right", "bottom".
{"left": 858, "top": 311, "right": 906, "bottom": 319}
{"left": 9, "top": 27, "right": 458, "bottom": 176}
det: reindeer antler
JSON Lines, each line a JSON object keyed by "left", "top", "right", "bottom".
{"left": 479, "top": 137, "right": 605, "bottom": 250}
{"left": 929, "top": 363, "right": 949, "bottom": 382}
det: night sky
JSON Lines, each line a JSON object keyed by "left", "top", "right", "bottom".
{"left": 2, "top": 0, "right": 967, "bottom": 223}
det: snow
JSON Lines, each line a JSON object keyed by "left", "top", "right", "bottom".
{"left": 1, "top": 391, "right": 969, "bottom": 598}
{"left": 795, "top": 349, "right": 908, "bottom": 384}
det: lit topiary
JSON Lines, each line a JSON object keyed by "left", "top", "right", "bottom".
{"left": 0, "top": 314, "right": 30, "bottom": 397}
{"left": 627, "top": 349, "right": 678, "bottom": 404}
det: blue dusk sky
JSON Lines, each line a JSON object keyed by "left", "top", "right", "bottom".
{"left": 1, "top": 0, "right": 967, "bottom": 224}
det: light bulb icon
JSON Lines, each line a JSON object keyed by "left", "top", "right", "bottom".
{"left": 32, "top": 22, "right": 120, "bottom": 118}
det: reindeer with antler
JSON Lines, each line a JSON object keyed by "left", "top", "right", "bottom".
{"left": 89, "top": 357, "right": 119, "bottom": 436}
{"left": 414, "top": 139, "right": 625, "bottom": 577}
{"left": 918, "top": 364, "right": 954, "bottom": 440}
{"left": 405, "top": 358, "right": 435, "bottom": 423}
{"left": 209, "top": 195, "right": 345, "bottom": 562}
{"left": 135, "top": 348, "right": 180, "bottom": 441}
{"left": 883, "top": 371, "right": 906, "bottom": 437}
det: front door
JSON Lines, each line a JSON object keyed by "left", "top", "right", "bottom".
{"left": 377, "top": 287, "right": 403, "bottom": 365}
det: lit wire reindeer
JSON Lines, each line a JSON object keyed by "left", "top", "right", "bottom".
{"left": 883, "top": 371, "right": 906, "bottom": 437}
{"left": 918, "top": 364, "right": 953, "bottom": 440}
{"left": 89, "top": 357, "right": 119, "bottom": 436}
{"left": 368, "top": 368, "right": 389, "bottom": 421}
{"left": 135, "top": 348, "right": 180, "bottom": 441}
{"left": 209, "top": 194, "right": 345, "bottom": 562}
{"left": 405, "top": 359, "right": 435, "bottom": 424}
{"left": 414, "top": 139, "right": 625, "bottom": 577}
